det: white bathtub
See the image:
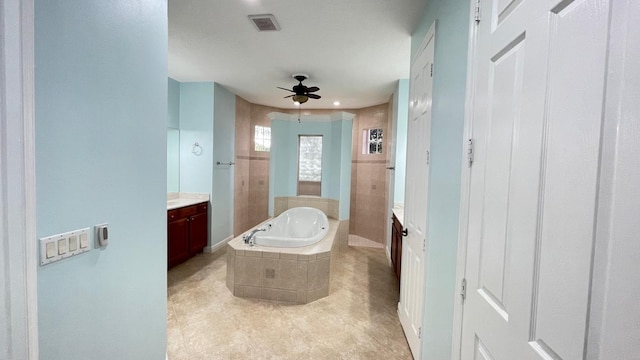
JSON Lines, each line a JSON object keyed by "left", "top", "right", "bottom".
{"left": 254, "top": 207, "right": 329, "bottom": 247}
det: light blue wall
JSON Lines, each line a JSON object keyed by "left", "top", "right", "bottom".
{"left": 394, "top": 79, "right": 410, "bottom": 203}
{"left": 212, "top": 84, "right": 236, "bottom": 243}
{"left": 174, "top": 82, "right": 236, "bottom": 245}
{"left": 269, "top": 116, "right": 352, "bottom": 220}
{"left": 270, "top": 120, "right": 333, "bottom": 201}
{"left": 168, "top": 78, "right": 180, "bottom": 129}
{"left": 167, "top": 129, "right": 180, "bottom": 192}
{"left": 35, "top": 1, "right": 167, "bottom": 359}
{"left": 168, "top": 78, "right": 181, "bottom": 192}
{"left": 269, "top": 119, "right": 294, "bottom": 207}
{"left": 179, "top": 83, "right": 214, "bottom": 194}
{"left": 411, "top": 0, "right": 471, "bottom": 359}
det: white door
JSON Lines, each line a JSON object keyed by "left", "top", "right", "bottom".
{"left": 459, "top": 0, "right": 610, "bottom": 359}
{"left": 399, "top": 23, "right": 435, "bottom": 359}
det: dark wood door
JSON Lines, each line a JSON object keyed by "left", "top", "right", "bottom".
{"left": 188, "top": 212, "right": 208, "bottom": 254}
{"left": 168, "top": 217, "right": 189, "bottom": 268}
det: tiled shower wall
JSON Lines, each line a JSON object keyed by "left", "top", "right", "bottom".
{"left": 234, "top": 97, "right": 251, "bottom": 236}
{"left": 234, "top": 100, "right": 292, "bottom": 235}
{"left": 349, "top": 103, "right": 392, "bottom": 246}
{"left": 248, "top": 104, "right": 279, "bottom": 228}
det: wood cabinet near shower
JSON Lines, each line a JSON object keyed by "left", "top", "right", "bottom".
{"left": 167, "top": 202, "right": 208, "bottom": 268}
{"left": 391, "top": 213, "right": 403, "bottom": 285}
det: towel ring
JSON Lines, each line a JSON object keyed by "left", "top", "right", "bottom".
{"left": 192, "top": 142, "right": 203, "bottom": 156}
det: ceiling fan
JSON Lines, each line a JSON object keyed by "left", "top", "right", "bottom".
{"left": 278, "top": 74, "right": 321, "bottom": 104}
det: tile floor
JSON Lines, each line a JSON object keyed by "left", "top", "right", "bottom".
{"left": 167, "top": 245, "right": 412, "bottom": 359}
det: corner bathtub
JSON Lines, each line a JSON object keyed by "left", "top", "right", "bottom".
{"left": 254, "top": 207, "right": 329, "bottom": 248}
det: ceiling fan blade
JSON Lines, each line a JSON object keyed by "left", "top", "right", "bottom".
{"left": 307, "top": 93, "right": 321, "bottom": 99}
{"left": 283, "top": 95, "right": 295, "bottom": 98}
{"left": 305, "top": 86, "right": 320, "bottom": 92}
{"left": 277, "top": 87, "right": 295, "bottom": 92}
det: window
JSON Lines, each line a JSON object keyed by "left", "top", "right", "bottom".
{"left": 298, "top": 135, "right": 322, "bottom": 196}
{"left": 363, "top": 128, "right": 383, "bottom": 154}
{"left": 254, "top": 125, "right": 271, "bottom": 152}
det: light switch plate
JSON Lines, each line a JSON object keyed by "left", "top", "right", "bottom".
{"left": 68, "top": 235, "right": 78, "bottom": 251}
{"left": 40, "top": 227, "right": 91, "bottom": 266}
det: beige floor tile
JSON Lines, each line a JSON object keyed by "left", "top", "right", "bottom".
{"left": 167, "top": 246, "right": 412, "bottom": 359}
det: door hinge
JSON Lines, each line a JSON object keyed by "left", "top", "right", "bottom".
{"left": 474, "top": 0, "right": 481, "bottom": 23}
{"left": 467, "top": 139, "right": 474, "bottom": 167}
{"left": 426, "top": 150, "right": 430, "bottom": 165}
{"left": 418, "top": 326, "right": 422, "bottom": 339}
{"left": 423, "top": 238, "right": 426, "bottom": 252}
{"left": 460, "top": 278, "right": 467, "bottom": 302}
{"left": 430, "top": 63, "right": 433, "bottom": 77}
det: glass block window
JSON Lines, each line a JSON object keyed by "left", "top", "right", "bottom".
{"left": 363, "top": 128, "right": 383, "bottom": 154}
{"left": 254, "top": 125, "right": 271, "bottom": 152}
{"left": 298, "top": 136, "right": 323, "bottom": 181}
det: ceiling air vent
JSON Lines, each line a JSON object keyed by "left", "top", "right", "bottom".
{"left": 248, "top": 14, "right": 280, "bottom": 31}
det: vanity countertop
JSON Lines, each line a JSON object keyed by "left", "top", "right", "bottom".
{"left": 167, "top": 192, "right": 210, "bottom": 210}
{"left": 392, "top": 204, "right": 404, "bottom": 226}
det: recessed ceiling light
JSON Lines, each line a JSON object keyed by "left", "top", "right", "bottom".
{"left": 333, "top": 101, "right": 340, "bottom": 106}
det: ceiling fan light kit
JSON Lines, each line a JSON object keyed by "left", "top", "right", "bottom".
{"left": 292, "top": 95, "right": 309, "bottom": 104}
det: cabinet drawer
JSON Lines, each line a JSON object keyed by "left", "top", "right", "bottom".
{"left": 168, "top": 205, "right": 196, "bottom": 221}
{"left": 196, "top": 202, "right": 208, "bottom": 214}
{"left": 168, "top": 209, "right": 181, "bottom": 222}
{"left": 168, "top": 202, "right": 208, "bottom": 222}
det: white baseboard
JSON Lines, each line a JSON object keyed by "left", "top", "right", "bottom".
{"left": 385, "top": 247, "right": 392, "bottom": 266}
{"left": 204, "top": 235, "right": 234, "bottom": 253}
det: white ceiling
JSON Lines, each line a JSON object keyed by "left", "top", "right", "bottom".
{"left": 168, "top": 0, "right": 427, "bottom": 109}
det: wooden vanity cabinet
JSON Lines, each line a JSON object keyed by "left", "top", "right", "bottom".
{"left": 168, "top": 202, "right": 208, "bottom": 268}
{"left": 391, "top": 214, "right": 403, "bottom": 285}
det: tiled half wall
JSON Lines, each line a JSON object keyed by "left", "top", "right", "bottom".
{"left": 226, "top": 218, "right": 339, "bottom": 304}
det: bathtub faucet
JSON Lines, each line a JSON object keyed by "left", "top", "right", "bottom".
{"left": 243, "top": 228, "right": 266, "bottom": 246}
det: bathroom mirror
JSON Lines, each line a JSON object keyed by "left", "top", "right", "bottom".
{"left": 297, "top": 135, "right": 322, "bottom": 196}
{"left": 167, "top": 128, "right": 180, "bottom": 192}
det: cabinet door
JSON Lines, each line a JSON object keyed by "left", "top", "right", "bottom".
{"left": 188, "top": 212, "right": 208, "bottom": 254}
{"left": 391, "top": 216, "right": 403, "bottom": 283}
{"left": 391, "top": 219, "right": 398, "bottom": 268}
{"left": 168, "top": 217, "right": 189, "bottom": 268}
{"left": 396, "top": 231, "right": 402, "bottom": 282}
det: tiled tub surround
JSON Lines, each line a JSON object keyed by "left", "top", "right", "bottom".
{"left": 226, "top": 218, "right": 338, "bottom": 304}
{"left": 167, "top": 192, "right": 210, "bottom": 210}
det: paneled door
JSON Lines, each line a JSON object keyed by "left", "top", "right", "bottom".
{"left": 459, "top": 0, "right": 610, "bottom": 358}
{"left": 398, "top": 22, "right": 435, "bottom": 359}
